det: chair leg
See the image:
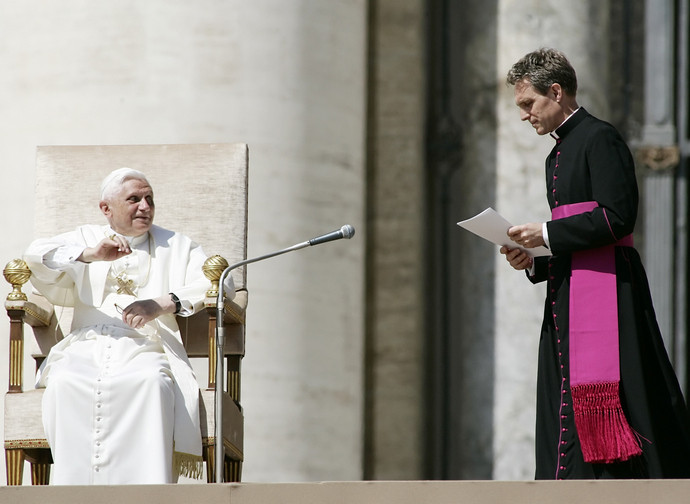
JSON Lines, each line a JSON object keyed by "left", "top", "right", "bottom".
{"left": 203, "top": 444, "right": 242, "bottom": 483}
{"left": 204, "top": 444, "right": 216, "bottom": 483}
{"left": 225, "top": 456, "right": 242, "bottom": 482}
{"left": 5, "top": 449, "right": 24, "bottom": 485}
{"left": 31, "top": 462, "right": 51, "bottom": 485}
{"left": 23, "top": 448, "right": 53, "bottom": 485}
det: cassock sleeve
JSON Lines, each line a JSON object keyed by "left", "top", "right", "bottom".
{"left": 545, "top": 124, "right": 638, "bottom": 254}
{"left": 526, "top": 255, "right": 550, "bottom": 284}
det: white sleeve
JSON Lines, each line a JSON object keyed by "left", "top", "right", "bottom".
{"left": 43, "top": 244, "right": 87, "bottom": 269}
{"left": 542, "top": 222, "right": 550, "bottom": 249}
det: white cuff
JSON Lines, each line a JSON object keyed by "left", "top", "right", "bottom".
{"left": 542, "top": 222, "right": 550, "bottom": 249}
{"left": 43, "top": 244, "right": 86, "bottom": 269}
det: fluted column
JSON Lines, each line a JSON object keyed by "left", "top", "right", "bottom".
{"left": 636, "top": 0, "right": 684, "bottom": 384}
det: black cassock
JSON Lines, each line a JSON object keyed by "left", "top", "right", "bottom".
{"left": 529, "top": 108, "right": 690, "bottom": 479}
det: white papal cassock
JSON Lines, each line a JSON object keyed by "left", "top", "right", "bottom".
{"left": 24, "top": 224, "right": 224, "bottom": 485}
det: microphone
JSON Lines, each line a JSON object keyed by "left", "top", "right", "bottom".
{"left": 308, "top": 224, "right": 355, "bottom": 246}
{"left": 213, "top": 223, "right": 355, "bottom": 482}
{"left": 217, "top": 224, "right": 357, "bottom": 305}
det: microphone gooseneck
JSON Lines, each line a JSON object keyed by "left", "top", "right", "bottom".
{"left": 214, "top": 223, "right": 354, "bottom": 482}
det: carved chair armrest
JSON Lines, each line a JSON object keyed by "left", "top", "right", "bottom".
{"left": 204, "top": 289, "right": 248, "bottom": 325}
{"left": 181, "top": 256, "right": 248, "bottom": 393}
{"left": 4, "top": 259, "right": 55, "bottom": 392}
{"left": 201, "top": 254, "right": 248, "bottom": 325}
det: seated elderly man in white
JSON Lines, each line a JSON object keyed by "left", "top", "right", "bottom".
{"left": 24, "top": 168, "right": 225, "bottom": 484}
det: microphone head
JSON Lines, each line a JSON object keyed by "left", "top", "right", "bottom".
{"left": 340, "top": 224, "right": 355, "bottom": 239}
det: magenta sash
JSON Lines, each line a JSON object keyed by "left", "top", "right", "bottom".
{"left": 552, "top": 201, "right": 641, "bottom": 463}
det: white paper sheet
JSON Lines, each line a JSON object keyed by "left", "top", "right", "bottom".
{"left": 457, "top": 207, "right": 552, "bottom": 258}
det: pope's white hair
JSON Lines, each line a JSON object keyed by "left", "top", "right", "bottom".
{"left": 100, "top": 167, "right": 150, "bottom": 201}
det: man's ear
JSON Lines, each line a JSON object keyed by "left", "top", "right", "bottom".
{"left": 99, "top": 200, "right": 110, "bottom": 217}
{"left": 551, "top": 83, "right": 563, "bottom": 103}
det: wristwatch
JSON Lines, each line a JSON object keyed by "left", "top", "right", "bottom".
{"left": 169, "top": 292, "right": 182, "bottom": 314}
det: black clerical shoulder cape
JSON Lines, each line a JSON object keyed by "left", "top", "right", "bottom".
{"left": 529, "top": 108, "right": 690, "bottom": 479}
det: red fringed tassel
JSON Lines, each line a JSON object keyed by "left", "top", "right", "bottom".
{"left": 571, "top": 381, "right": 642, "bottom": 464}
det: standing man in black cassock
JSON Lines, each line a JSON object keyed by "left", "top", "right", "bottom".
{"left": 501, "top": 47, "right": 690, "bottom": 479}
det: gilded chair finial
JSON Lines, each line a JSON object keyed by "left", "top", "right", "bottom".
{"left": 4, "top": 259, "right": 31, "bottom": 302}
{"left": 202, "top": 255, "right": 229, "bottom": 298}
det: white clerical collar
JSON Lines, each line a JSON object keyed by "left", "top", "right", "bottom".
{"left": 550, "top": 106, "right": 581, "bottom": 140}
{"left": 107, "top": 227, "right": 150, "bottom": 247}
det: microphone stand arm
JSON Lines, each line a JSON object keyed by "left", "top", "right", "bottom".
{"left": 214, "top": 240, "right": 310, "bottom": 482}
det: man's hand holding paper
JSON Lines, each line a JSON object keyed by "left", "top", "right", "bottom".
{"left": 507, "top": 222, "right": 545, "bottom": 249}
{"left": 456, "top": 207, "right": 551, "bottom": 259}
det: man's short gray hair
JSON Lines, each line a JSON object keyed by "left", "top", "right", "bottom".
{"left": 506, "top": 48, "right": 578, "bottom": 96}
{"left": 100, "top": 167, "right": 150, "bottom": 202}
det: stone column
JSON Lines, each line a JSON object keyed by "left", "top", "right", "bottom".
{"left": 364, "top": 0, "right": 427, "bottom": 480}
{"left": 636, "top": 0, "right": 685, "bottom": 382}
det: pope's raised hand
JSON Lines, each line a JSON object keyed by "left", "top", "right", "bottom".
{"left": 79, "top": 236, "right": 132, "bottom": 263}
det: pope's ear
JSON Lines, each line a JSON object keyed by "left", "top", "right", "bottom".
{"left": 99, "top": 201, "right": 110, "bottom": 217}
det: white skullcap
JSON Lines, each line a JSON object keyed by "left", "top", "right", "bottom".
{"left": 100, "top": 167, "right": 150, "bottom": 201}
